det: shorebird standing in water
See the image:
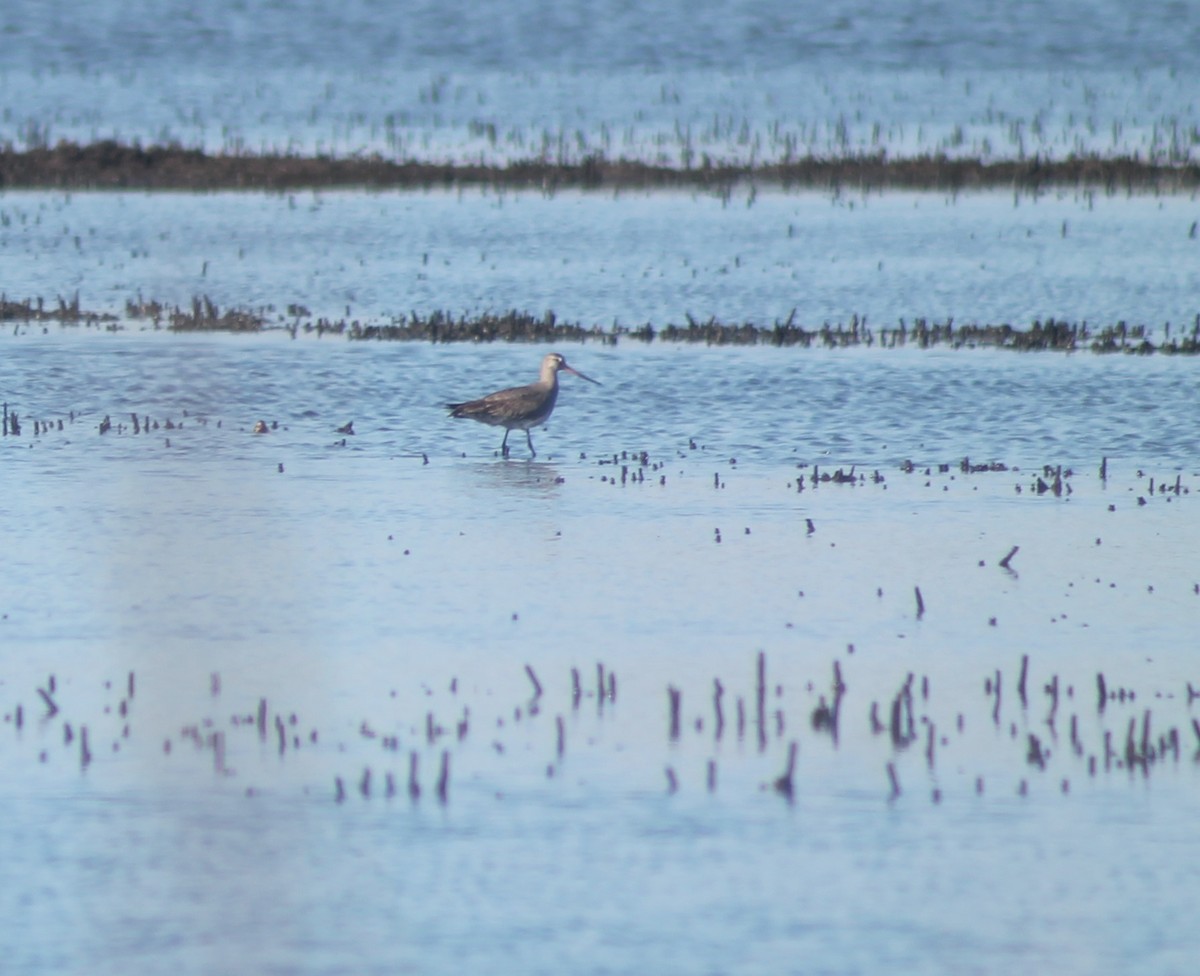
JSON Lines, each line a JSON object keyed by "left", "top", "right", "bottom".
{"left": 447, "top": 352, "right": 600, "bottom": 458}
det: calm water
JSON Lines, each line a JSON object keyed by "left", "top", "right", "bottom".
{"left": 3, "top": 3, "right": 1200, "bottom": 975}
{"left": 1, "top": 188, "right": 1198, "bottom": 328}
{"left": 2, "top": 1, "right": 1199, "bottom": 162}
{"left": 4, "top": 334, "right": 1200, "bottom": 975}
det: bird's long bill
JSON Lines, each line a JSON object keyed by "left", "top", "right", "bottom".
{"left": 564, "top": 364, "right": 601, "bottom": 385}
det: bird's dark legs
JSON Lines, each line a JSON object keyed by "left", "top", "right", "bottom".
{"left": 525, "top": 430, "right": 537, "bottom": 459}
{"left": 500, "top": 429, "right": 511, "bottom": 458}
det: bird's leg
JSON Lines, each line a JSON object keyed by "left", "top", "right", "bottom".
{"left": 500, "top": 429, "right": 510, "bottom": 458}
{"left": 525, "top": 429, "right": 537, "bottom": 459}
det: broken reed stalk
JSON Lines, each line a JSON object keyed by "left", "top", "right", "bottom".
{"left": 37, "top": 687, "right": 58, "bottom": 718}
{"left": 756, "top": 651, "right": 767, "bottom": 752}
{"left": 713, "top": 678, "right": 725, "bottom": 740}
{"left": 999, "top": 545, "right": 1019, "bottom": 569}
{"left": 667, "top": 686, "right": 681, "bottom": 740}
{"left": 408, "top": 751, "right": 421, "bottom": 801}
{"left": 773, "top": 741, "right": 798, "bottom": 800}
{"left": 436, "top": 751, "right": 449, "bottom": 804}
{"left": 829, "top": 661, "right": 845, "bottom": 744}
{"left": 887, "top": 761, "right": 901, "bottom": 801}
{"left": 889, "top": 696, "right": 904, "bottom": 746}
{"left": 914, "top": 586, "right": 925, "bottom": 619}
{"left": 1017, "top": 655, "right": 1029, "bottom": 707}
{"left": 1027, "top": 734, "right": 1047, "bottom": 769}
{"left": 524, "top": 664, "right": 543, "bottom": 699}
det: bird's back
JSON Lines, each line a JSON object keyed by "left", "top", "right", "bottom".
{"left": 448, "top": 380, "right": 558, "bottom": 430}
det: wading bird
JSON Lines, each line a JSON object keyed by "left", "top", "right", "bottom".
{"left": 447, "top": 352, "right": 600, "bottom": 458}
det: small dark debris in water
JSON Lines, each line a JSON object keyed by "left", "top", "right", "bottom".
{"left": 336, "top": 421, "right": 354, "bottom": 435}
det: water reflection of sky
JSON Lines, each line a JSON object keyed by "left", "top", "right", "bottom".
{"left": 1, "top": 190, "right": 1197, "bottom": 328}
{"left": 4, "top": 349, "right": 1199, "bottom": 973}
{"left": 2, "top": 1, "right": 1199, "bottom": 163}
{"left": 3, "top": 2, "right": 1200, "bottom": 968}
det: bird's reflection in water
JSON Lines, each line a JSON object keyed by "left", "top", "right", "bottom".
{"left": 468, "top": 458, "right": 564, "bottom": 496}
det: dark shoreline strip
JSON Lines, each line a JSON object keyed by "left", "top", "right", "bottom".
{"left": 1, "top": 141, "right": 1198, "bottom": 192}
{"left": 5, "top": 297, "right": 1198, "bottom": 355}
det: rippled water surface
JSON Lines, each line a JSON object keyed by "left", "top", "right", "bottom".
{"left": 2, "top": 188, "right": 1198, "bottom": 328}
{"left": 4, "top": 331, "right": 1200, "bottom": 975}
{"left": 3, "top": 3, "right": 1200, "bottom": 975}
{"left": 3, "top": 1, "right": 1200, "bottom": 162}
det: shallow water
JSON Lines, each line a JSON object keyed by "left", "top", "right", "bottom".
{"left": 3, "top": 331, "right": 1200, "bottom": 974}
{"left": 2, "top": 188, "right": 1199, "bottom": 328}
{"left": 4, "top": 3, "right": 1200, "bottom": 973}
{"left": 2, "top": 1, "right": 1200, "bottom": 163}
